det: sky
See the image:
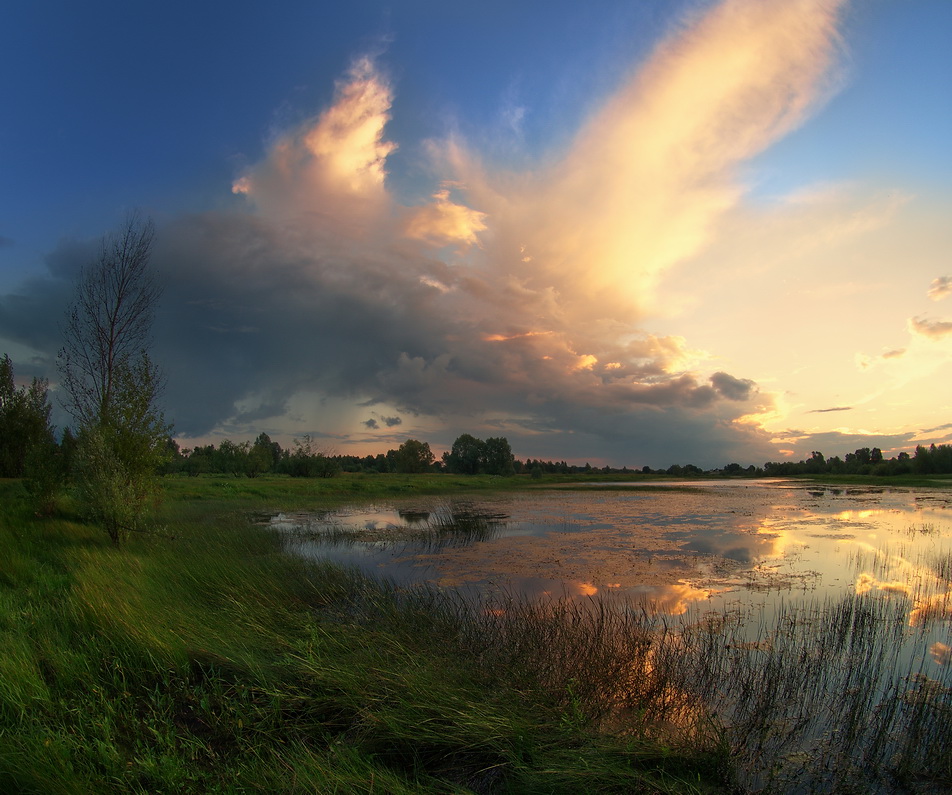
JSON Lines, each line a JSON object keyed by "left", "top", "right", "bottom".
{"left": 2, "top": 0, "right": 951, "bottom": 469}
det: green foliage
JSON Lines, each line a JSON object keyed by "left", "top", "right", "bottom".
{"left": 392, "top": 438, "right": 435, "bottom": 473}
{"left": 760, "top": 444, "right": 952, "bottom": 479}
{"left": 482, "top": 436, "right": 516, "bottom": 475}
{"left": 74, "top": 423, "right": 166, "bottom": 544}
{"left": 0, "top": 354, "right": 55, "bottom": 479}
{"left": 443, "top": 433, "right": 516, "bottom": 475}
{"left": 22, "top": 432, "right": 64, "bottom": 516}
{"left": 0, "top": 354, "right": 63, "bottom": 514}
{"left": 281, "top": 434, "right": 341, "bottom": 478}
{"left": 443, "top": 433, "right": 484, "bottom": 474}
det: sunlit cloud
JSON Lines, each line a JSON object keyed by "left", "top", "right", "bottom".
{"left": 909, "top": 316, "right": 952, "bottom": 340}
{"left": 232, "top": 55, "right": 396, "bottom": 226}
{"left": 928, "top": 276, "right": 952, "bottom": 301}
{"left": 445, "top": 0, "right": 847, "bottom": 320}
{"left": 403, "top": 187, "right": 488, "bottom": 248}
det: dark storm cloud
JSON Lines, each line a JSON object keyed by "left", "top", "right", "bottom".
{"left": 0, "top": 258, "right": 79, "bottom": 357}
{"left": 150, "top": 210, "right": 462, "bottom": 436}
{"left": 0, "top": 204, "right": 773, "bottom": 468}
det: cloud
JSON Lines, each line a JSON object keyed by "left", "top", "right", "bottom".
{"left": 808, "top": 406, "right": 852, "bottom": 413}
{"left": 362, "top": 414, "right": 402, "bottom": 431}
{"left": 403, "top": 186, "right": 488, "bottom": 248}
{"left": 923, "top": 422, "right": 952, "bottom": 434}
{"left": 909, "top": 316, "right": 952, "bottom": 340}
{"left": 231, "top": 55, "right": 396, "bottom": 227}
{"left": 711, "top": 371, "right": 755, "bottom": 401}
{"left": 439, "top": 0, "right": 846, "bottom": 318}
{"left": 0, "top": 0, "right": 849, "bottom": 467}
{"left": 929, "top": 276, "right": 952, "bottom": 301}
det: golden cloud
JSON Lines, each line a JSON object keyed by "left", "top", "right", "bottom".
{"left": 403, "top": 187, "right": 488, "bottom": 247}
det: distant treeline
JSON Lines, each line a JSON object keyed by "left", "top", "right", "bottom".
{"left": 162, "top": 433, "right": 519, "bottom": 478}
{"left": 758, "top": 445, "right": 952, "bottom": 477}
{"left": 639, "top": 445, "right": 952, "bottom": 478}
{"left": 161, "top": 440, "right": 952, "bottom": 479}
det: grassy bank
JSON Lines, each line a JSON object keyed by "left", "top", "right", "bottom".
{"left": 0, "top": 477, "right": 727, "bottom": 794}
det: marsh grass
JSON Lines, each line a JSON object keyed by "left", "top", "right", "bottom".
{"left": 904, "top": 521, "right": 940, "bottom": 536}
{"left": 313, "top": 568, "right": 952, "bottom": 791}
{"left": 932, "top": 551, "right": 952, "bottom": 584}
{"left": 661, "top": 594, "right": 952, "bottom": 792}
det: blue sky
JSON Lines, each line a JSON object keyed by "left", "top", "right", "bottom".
{"left": 2, "top": 0, "right": 951, "bottom": 467}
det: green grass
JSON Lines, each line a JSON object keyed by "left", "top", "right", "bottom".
{"left": 0, "top": 477, "right": 727, "bottom": 794}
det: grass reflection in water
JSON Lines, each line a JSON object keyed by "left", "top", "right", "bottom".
{"left": 325, "top": 573, "right": 951, "bottom": 793}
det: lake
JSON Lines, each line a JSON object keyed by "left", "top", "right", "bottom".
{"left": 271, "top": 480, "right": 952, "bottom": 792}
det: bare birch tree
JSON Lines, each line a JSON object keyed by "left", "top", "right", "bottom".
{"left": 57, "top": 213, "right": 168, "bottom": 543}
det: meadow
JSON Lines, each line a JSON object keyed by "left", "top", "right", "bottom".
{"left": 0, "top": 473, "right": 728, "bottom": 794}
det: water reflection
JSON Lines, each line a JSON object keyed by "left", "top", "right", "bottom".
{"left": 271, "top": 482, "right": 952, "bottom": 793}
{"left": 272, "top": 483, "right": 952, "bottom": 631}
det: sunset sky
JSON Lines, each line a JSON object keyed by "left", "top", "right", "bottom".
{"left": 2, "top": 0, "right": 951, "bottom": 468}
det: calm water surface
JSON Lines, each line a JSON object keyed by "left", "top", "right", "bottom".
{"left": 274, "top": 480, "right": 952, "bottom": 664}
